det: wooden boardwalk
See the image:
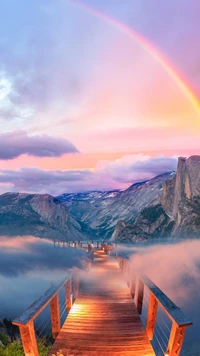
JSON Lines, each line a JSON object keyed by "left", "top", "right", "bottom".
{"left": 48, "top": 249, "right": 155, "bottom": 356}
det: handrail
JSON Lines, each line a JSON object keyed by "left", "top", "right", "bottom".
{"left": 140, "top": 273, "right": 192, "bottom": 327}
{"left": 117, "top": 251, "right": 192, "bottom": 356}
{"left": 13, "top": 274, "right": 72, "bottom": 326}
{"left": 118, "top": 252, "right": 192, "bottom": 327}
{"left": 53, "top": 240, "right": 101, "bottom": 249}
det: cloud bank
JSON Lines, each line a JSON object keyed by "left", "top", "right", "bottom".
{"left": 0, "top": 131, "right": 78, "bottom": 159}
{"left": 0, "top": 236, "right": 85, "bottom": 277}
{"left": 0, "top": 235, "right": 86, "bottom": 318}
{"left": 0, "top": 154, "right": 178, "bottom": 194}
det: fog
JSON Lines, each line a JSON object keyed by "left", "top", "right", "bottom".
{"left": 0, "top": 236, "right": 85, "bottom": 318}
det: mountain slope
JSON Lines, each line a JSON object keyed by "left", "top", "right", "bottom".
{"left": 0, "top": 193, "right": 87, "bottom": 240}
{"left": 58, "top": 172, "right": 175, "bottom": 239}
{"left": 111, "top": 156, "right": 200, "bottom": 242}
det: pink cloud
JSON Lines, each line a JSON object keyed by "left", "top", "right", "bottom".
{"left": 0, "top": 154, "right": 177, "bottom": 194}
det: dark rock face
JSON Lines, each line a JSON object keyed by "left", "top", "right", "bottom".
{"left": 110, "top": 220, "right": 149, "bottom": 243}
{"left": 111, "top": 155, "right": 200, "bottom": 242}
{"left": 0, "top": 193, "right": 86, "bottom": 240}
{"left": 161, "top": 156, "right": 200, "bottom": 220}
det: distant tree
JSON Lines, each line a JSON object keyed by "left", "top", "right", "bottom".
{"left": 0, "top": 338, "right": 50, "bottom": 356}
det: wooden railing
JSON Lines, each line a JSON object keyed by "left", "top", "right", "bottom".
{"left": 12, "top": 246, "right": 95, "bottom": 356}
{"left": 12, "top": 273, "right": 78, "bottom": 356}
{"left": 53, "top": 240, "right": 101, "bottom": 249}
{"left": 117, "top": 253, "right": 192, "bottom": 356}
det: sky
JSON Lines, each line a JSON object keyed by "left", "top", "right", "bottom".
{"left": 0, "top": 0, "right": 200, "bottom": 194}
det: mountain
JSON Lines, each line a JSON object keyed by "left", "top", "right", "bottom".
{"left": 0, "top": 193, "right": 87, "bottom": 240}
{"left": 2, "top": 156, "right": 199, "bottom": 242}
{"left": 111, "top": 156, "right": 200, "bottom": 242}
{"left": 58, "top": 172, "right": 175, "bottom": 239}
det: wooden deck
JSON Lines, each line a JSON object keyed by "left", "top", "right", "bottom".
{"left": 48, "top": 249, "right": 155, "bottom": 356}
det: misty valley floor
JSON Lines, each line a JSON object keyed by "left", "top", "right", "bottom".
{"left": 48, "top": 250, "right": 155, "bottom": 356}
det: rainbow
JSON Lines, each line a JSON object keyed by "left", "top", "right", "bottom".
{"left": 66, "top": 0, "right": 200, "bottom": 117}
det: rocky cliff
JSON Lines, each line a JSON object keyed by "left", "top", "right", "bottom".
{"left": 58, "top": 172, "right": 174, "bottom": 239}
{"left": 111, "top": 155, "right": 200, "bottom": 242}
{"left": 0, "top": 193, "right": 87, "bottom": 240}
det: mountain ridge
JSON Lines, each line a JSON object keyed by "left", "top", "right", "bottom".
{"left": 0, "top": 192, "right": 87, "bottom": 240}
{"left": 1, "top": 156, "right": 199, "bottom": 242}
{"left": 58, "top": 171, "right": 175, "bottom": 240}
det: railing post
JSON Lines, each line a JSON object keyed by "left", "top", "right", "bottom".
{"left": 65, "top": 277, "right": 72, "bottom": 312}
{"left": 74, "top": 274, "right": 79, "bottom": 299}
{"left": 135, "top": 277, "right": 144, "bottom": 314}
{"left": 119, "top": 258, "right": 123, "bottom": 270}
{"left": 126, "top": 261, "right": 130, "bottom": 287}
{"left": 165, "top": 322, "right": 187, "bottom": 356}
{"left": 130, "top": 270, "right": 136, "bottom": 298}
{"left": 146, "top": 292, "right": 158, "bottom": 340}
{"left": 50, "top": 294, "right": 60, "bottom": 339}
{"left": 19, "top": 321, "right": 39, "bottom": 356}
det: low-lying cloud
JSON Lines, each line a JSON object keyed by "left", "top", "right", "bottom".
{"left": 0, "top": 131, "right": 78, "bottom": 159}
{"left": 125, "top": 240, "right": 200, "bottom": 304}
{"left": 0, "top": 154, "right": 178, "bottom": 194}
{"left": 0, "top": 236, "right": 85, "bottom": 277}
{"left": 0, "top": 235, "right": 87, "bottom": 319}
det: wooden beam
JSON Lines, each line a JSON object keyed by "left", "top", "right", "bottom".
{"left": 165, "top": 322, "right": 187, "bottom": 356}
{"left": 19, "top": 321, "right": 39, "bottom": 356}
{"left": 88, "top": 244, "right": 91, "bottom": 252}
{"left": 135, "top": 277, "right": 144, "bottom": 314}
{"left": 65, "top": 278, "right": 72, "bottom": 312}
{"left": 130, "top": 270, "right": 136, "bottom": 298}
{"left": 146, "top": 292, "right": 158, "bottom": 340}
{"left": 126, "top": 261, "right": 130, "bottom": 287}
{"left": 74, "top": 274, "right": 79, "bottom": 299}
{"left": 140, "top": 273, "right": 192, "bottom": 327}
{"left": 50, "top": 294, "right": 60, "bottom": 339}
